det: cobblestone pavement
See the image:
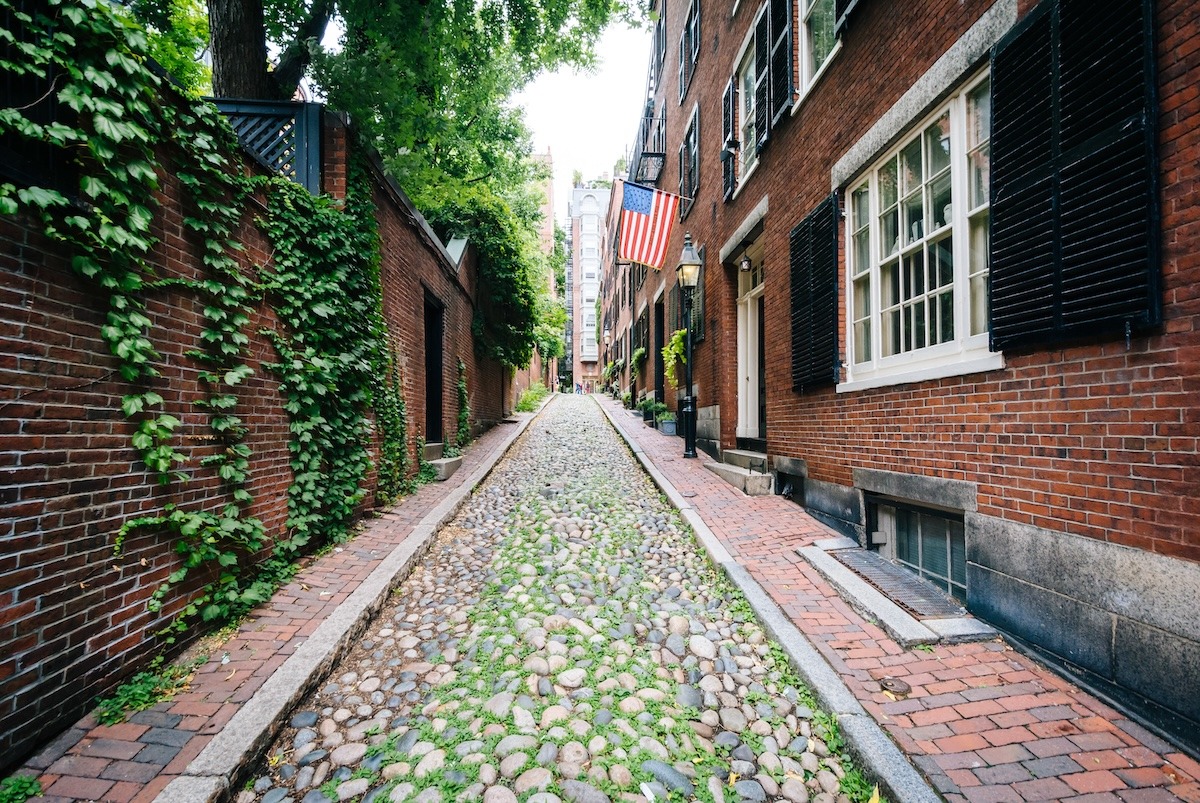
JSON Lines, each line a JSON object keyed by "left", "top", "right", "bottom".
{"left": 594, "top": 396, "right": 1200, "bottom": 803}
{"left": 241, "top": 395, "right": 876, "bottom": 803}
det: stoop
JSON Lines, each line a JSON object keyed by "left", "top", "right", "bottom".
{"left": 423, "top": 442, "right": 462, "bottom": 481}
{"left": 703, "top": 449, "right": 774, "bottom": 495}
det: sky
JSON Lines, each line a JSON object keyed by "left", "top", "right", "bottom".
{"left": 513, "top": 24, "right": 655, "bottom": 224}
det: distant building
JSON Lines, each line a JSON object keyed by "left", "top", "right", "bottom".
{"left": 570, "top": 183, "right": 610, "bottom": 392}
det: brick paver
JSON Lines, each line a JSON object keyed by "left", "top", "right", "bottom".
{"left": 598, "top": 396, "right": 1197, "bottom": 802}
{"left": 18, "top": 416, "right": 527, "bottom": 801}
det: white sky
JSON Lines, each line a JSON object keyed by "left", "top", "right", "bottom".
{"left": 514, "top": 23, "right": 654, "bottom": 223}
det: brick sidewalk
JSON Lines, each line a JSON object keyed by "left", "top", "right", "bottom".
{"left": 599, "top": 396, "right": 1200, "bottom": 803}
{"left": 19, "top": 417, "right": 528, "bottom": 803}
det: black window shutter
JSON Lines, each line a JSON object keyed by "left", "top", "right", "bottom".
{"left": 989, "top": 0, "right": 1158, "bottom": 351}
{"left": 722, "top": 79, "right": 736, "bottom": 200}
{"left": 989, "top": 5, "right": 1057, "bottom": 346}
{"left": 769, "top": 0, "right": 793, "bottom": 124}
{"left": 833, "top": 0, "right": 860, "bottom": 36}
{"left": 754, "top": 11, "right": 771, "bottom": 152}
{"left": 790, "top": 194, "right": 840, "bottom": 392}
{"left": 694, "top": 247, "right": 706, "bottom": 341}
{"left": 677, "top": 144, "right": 686, "bottom": 201}
{"left": 669, "top": 285, "right": 680, "bottom": 332}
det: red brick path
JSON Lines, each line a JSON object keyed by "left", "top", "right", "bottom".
{"left": 19, "top": 418, "right": 526, "bottom": 803}
{"left": 599, "top": 396, "right": 1200, "bottom": 803}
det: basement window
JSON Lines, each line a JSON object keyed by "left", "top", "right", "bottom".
{"left": 869, "top": 499, "right": 966, "bottom": 602}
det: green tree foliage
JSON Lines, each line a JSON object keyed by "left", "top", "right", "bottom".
{"left": 551, "top": 224, "right": 568, "bottom": 299}
{"left": 426, "top": 189, "right": 540, "bottom": 368}
{"left": 126, "top": 0, "right": 211, "bottom": 94}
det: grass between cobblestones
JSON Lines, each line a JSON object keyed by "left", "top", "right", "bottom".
{"left": 250, "top": 398, "right": 883, "bottom": 803}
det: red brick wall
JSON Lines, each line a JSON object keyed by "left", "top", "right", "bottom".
{"left": 0, "top": 110, "right": 503, "bottom": 769}
{"left": 629, "top": 0, "right": 1199, "bottom": 562}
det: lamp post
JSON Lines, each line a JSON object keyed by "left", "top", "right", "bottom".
{"left": 676, "top": 233, "right": 701, "bottom": 458}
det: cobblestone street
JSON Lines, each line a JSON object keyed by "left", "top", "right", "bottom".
{"left": 241, "top": 395, "right": 870, "bottom": 803}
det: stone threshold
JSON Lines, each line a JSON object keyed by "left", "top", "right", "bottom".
{"left": 798, "top": 537, "right": 997, "bottom": 647}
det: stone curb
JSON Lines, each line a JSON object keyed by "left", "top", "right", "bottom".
{"left": 593, "top": 397, "right": 940, "bottom": 803}
{"left": 156, "top": 403, "right": 546, "bottom": 803}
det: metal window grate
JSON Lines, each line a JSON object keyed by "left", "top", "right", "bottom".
{"left": 832, "top": 548, "right": 966, "bottom": 619}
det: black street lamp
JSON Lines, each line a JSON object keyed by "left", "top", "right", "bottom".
{"left": 676, "top": 233, "right": 701, "bottom": 459}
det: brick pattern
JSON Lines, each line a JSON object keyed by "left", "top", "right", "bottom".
{"left": 609, "top": 0, "right": 1200, "bottom": 562}
{"left": 17, "top": 419, "right": 521, "bottom": 802}
{"left": 0, "top": 111, "right": 503, "bottom": 771}
{"left": 602, "top": 397, "right": 1200, "bottom": 802}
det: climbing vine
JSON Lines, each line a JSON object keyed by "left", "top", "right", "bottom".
{"left": 455, "top": 358, "right": 471, "bottom": 450}
{"left": 374, "top": 343, "right": 412, "bottom": 504}
{"left": 257, "top": 164, "right": 389, "bottom": 562}
{"left": 0, "top": 0, "right": 410, "bottom": 651}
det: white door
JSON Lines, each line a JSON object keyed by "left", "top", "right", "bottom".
{"left": 736, "top": 255, "right": 765, "bottom": 439}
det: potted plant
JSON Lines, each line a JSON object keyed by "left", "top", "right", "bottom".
{"left": 657, "top": 411, "right": 677, "bottom": 435}
{"left": 621, "top": 391, "right": 632, "bottom": 408}
{"left": 651, "top": 401, "right": 669, "bottom": 428}
{"left": 639, "top": 396, "right": 656, "bottom": 423}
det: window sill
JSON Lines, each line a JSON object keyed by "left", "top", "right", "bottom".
{"left": 837, "top": 351, "right": 1004, "bottom": 393}
{"left": 730, "top": 160, "right": 760, "bottom": 201}
{"left": 791, "top": 41, "right": 842, "bottom": 119}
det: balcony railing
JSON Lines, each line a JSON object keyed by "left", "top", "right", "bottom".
{"left": 629, "top": 110, "right": 667, "bottom": 185}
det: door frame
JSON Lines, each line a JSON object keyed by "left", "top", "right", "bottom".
{"left": 736, "top": 256, "right": 766, "bottom": 440}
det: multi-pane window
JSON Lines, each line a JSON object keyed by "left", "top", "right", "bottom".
{"left": 845, "top": 73, "right": 994, "bottom": 387}
{"left": 678, "top": 0, "right": 700, "bottom": 101}
{"left": 874, "top": 501, "right": 967, "bottom": 602}
{"left": 738, "top": 46, "right": 757, "bottom": 177}
{"left": 800, "top": 0, "right": 836, "bottom": 92}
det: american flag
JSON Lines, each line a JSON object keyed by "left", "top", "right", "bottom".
{"left": 618, "top": 181, "right": 680, "bottom": 270}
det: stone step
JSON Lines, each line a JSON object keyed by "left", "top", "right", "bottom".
{"left": 721, "top": 448, "right": 770, "bottom": 473}
{"left": 423, "top": 441, "right": 444, "bottom": 461}
{"left": 429, "top": 455, "right": 462, "bottom": 482}
{"left": 703, "top": 462, "right": 774, "bottom": 496}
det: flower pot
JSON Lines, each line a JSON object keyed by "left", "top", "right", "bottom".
{"left": 659, "top": 419, "right": 677, "bottom": 435}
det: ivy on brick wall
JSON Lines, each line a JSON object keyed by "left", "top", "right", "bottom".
{"left": 0, "top": 0, "right": 410, "bottom": 652}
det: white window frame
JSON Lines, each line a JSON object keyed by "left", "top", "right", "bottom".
{"left": 791, "top": 0, "right": 841, "bottom": 117}
{"left": 839, "top": 71, "right": 1001, "bottom": 393}
{"left": 736, "top": 24, "right": 759, "bottom": 181}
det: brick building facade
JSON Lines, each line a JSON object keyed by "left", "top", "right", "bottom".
{"left": 604, "top": 0, "right": 1200, "bottom": 754}
{"left": 0, "top": 105, "right": 505, "bottom": 771}
{"left": 570, "top": 185, "right": 611, "bottom": 392}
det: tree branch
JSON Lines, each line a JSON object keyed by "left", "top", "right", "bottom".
{"left": 272, "top": 0, "right": 336, "bottom": 98}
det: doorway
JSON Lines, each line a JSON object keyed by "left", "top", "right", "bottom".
{"left": 424, "top": 294, "right": 444, "bottom": 444}
{"left": 736, "top": 246, "right": 766, "bottom": 447}
{"left": 654, "top": 300, "right": 665, "bottom": 404}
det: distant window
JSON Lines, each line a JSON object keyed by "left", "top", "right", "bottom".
{"left": 678, "top": 0, "right": 700, "bottom": 101}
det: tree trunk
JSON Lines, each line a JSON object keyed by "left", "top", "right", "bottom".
{"left": 207, "top": 0, "right": 278, "bottom": 99}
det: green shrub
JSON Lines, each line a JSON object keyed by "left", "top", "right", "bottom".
{"left": 516, "top": 381, "right": 550, "bottom": 412}
{"left": 0, "top": 776, "right": 41, "bottom": 803}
